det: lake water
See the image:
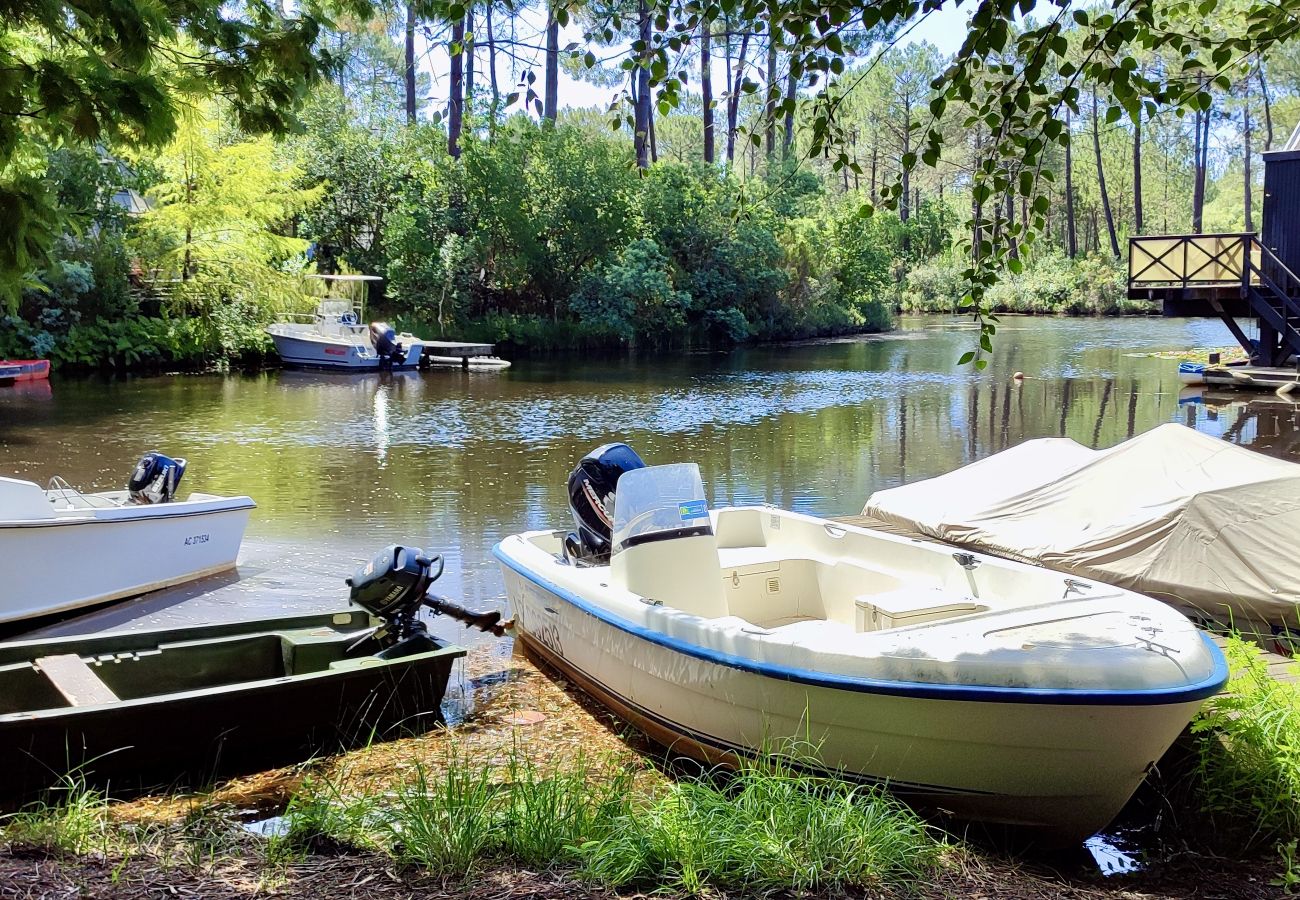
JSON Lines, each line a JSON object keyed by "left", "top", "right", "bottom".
{"left": 1, "top": 314, "right": 1291, "bottom": 628}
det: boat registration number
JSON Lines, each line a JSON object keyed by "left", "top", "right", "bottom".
{"left": 184, "top": 533, "right": 210, "bottom": 545}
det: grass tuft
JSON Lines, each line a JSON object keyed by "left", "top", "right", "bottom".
{"left": 1191, "top": 634, "right": 1300, "bottom": 849}
{"left": 577, "top": 751, "right": 941, "bottom": 894}
{"left": 0, "top": 776, "right": 112, "bottom": 856}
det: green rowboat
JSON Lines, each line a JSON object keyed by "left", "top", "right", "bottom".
{"left": 0, "top": 609, "right": 465, "bottom": 804}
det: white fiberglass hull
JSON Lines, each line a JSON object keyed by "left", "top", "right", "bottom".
{"left": 0, "top": 494, "right": 254, "bottom": 625}
{"left": 267, "top": 328, "right": 424, "bottom": 371}
{"left": 495, "top": 507, "right": 1227, "bottom": 840}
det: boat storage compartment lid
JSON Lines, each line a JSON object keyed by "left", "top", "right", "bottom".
{"left": 855, "top": 588, "right": 984, "bottom": 631}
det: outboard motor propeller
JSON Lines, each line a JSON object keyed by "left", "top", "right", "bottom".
{"left": 127, "top": 451, "right": 187, "bottom": 504}
{"left": 565, "top": 442, "right": 647, "bottom": 564}
{"left": 347, "top": 545, "right": 512, "bottom": 659}
{"left": 368, "top": 322, "right": 406, "bottom": 366}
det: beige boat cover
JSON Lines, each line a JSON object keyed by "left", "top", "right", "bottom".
{"left": 864, "top": 423, "right": 1300, "bottom": 629}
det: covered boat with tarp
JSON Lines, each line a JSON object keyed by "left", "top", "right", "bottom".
{"left": 863, "top": 423, "right": 1300, "bottom": 642}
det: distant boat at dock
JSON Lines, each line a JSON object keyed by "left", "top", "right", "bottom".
{"left": 267, "top": 274, "right": 507, "bottom": 371}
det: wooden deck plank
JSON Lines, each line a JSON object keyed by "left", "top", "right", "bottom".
{"left": 36, "top": 654, "right": 120, "bottom": 706}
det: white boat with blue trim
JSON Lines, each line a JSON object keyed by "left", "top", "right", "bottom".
{"left": 494, "top": 445, "right": 1228, "bottom": 840}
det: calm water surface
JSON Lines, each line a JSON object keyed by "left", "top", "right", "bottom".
{"left": 1, "top": 314, "right": 1293, "bottom": 618}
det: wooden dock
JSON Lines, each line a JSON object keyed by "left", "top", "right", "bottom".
{"left": 419, "top": 340, "right": 501, "bottom": 368}
{"left": 1201, "top": 363, "right": 1300, "bottom": 391}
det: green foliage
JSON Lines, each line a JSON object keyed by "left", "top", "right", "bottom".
{"left": 572, "top": 238, "right": 690, "bottom": 343}
{"left": 0, "top": 0, "right": 370, "bottom": 294}
{"left": 899, "top": 252, "right": 1146, "bottom": 317}
{"left": 577, "top": 752, "right": 941, "bottom": 894}
{"left": 1191, "top": 635, "right": 1300, "bottom": 850}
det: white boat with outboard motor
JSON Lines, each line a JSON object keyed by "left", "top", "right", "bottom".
{"left": 0, "top": 452, "right": 254, "bottom": 626}
{"left": 494, "top": 444, "right": 1229, "bottom": 841}
{"left": 267, "top": 274, "right": 424, "bottom": 371}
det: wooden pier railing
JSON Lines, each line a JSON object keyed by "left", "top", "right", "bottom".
{"left": 1128, "top": 233, "right": 1262, "bottom": 289}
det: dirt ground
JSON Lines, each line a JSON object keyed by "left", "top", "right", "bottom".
{"left": 1, "top": 644, "right": 1289, "bottom": 900}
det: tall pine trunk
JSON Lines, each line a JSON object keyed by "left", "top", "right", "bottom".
{"left": 1092, "top": 91, "right": 1120, "bottom": 258}
{"left": 486, "top": 3, "right": 499, "bottom": 124}
{"left": 1065, "top": 110, "right": 1077, "bottom": 258}
{"left": 634, "top": 0, "right": 652, "bottom": 168}
{"left": 765, "top": 33, "right": 777, "bottom": 159}
{"left": 782, "top": 67, "right": 795, "bottom": 157}
{"left": 726, "top": 31, "right": 750, "bottom": 165}
{"left": 448, "top": 18, "right": 465, "bottom": 158}
{"left": 1132, "top": 108, "right": 1143, "bottom": 234}
{"left": 465, "top": 5, "right": 475, "bottom": 117}
{"left": 1244, "top": 101, "right": 1254, "bottom": 232}
{"left": 701, "top": 23, "right": 714, "bottom": 163}
{"left": 1258, "top": 66, "right": 1274, "bottom": 150}
{"left": 544, "top": 4, "right": 559, "bottom": 121}
{"left": 404, "top": 3, "right": 417, "bottom": 124}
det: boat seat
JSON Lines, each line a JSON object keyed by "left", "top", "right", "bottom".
{"left": 35, "top": 654, "right": 119, "bottom": 707}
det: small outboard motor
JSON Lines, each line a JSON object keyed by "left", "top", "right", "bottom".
{"left": 368, "top": 322, "right": 405, "bottom": 365}
{"left": 347, "top": 545, "right": 510, "bottom": 659}
{"left": 127, "top": 451, "right": 187, "bottom": 504}
{"left": 565, "top": 442, "right": 646, "bottom": 564}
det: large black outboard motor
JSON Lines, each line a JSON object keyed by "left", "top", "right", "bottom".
{"left": 565, "top": 442, "right": 646, "bottom": 564}
{"left": 348, "top": 545, "right": 509, "bottom": 659}
{"left": 368, "top": 322, "right": 406, "bottom": 365}
{"left": 127, "top": 451, "right": 187, "bottom": 504}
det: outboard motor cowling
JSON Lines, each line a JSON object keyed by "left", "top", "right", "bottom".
{"left": 368, "top": 322, "right": 404, "bottom": 363}
{"left": 347, "top": 544, "right": 510, "bottom": 659}
{"left": 565, "top": 442, "right": 646, "bottom": 564}
{"left": 127, "top": 451, "right": 187, "bottom": 504}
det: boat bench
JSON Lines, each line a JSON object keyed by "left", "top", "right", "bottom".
{"left": 35, "top": 654, "right": 119, "bottom": 707}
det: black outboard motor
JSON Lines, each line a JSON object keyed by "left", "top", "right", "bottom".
{"left": 127, "top": 451, "right": 187, "bottom": 504}
{"left": 565, "top": 442, "right": 646, "bottom": 564}
{"left": 347, "top": 545, "right": 510, "bottom": 659}
{"left": 368, "top": 322, "right": 406, "bottom": 365}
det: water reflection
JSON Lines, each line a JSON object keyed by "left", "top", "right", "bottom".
{"left": 0, "top": 315, "right": 1287, "bottom": 613}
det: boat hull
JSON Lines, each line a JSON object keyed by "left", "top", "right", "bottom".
{"left": 0, "top": 359, "right": 50, "bottom": 386}
{"left": 267, "top": 330, "right": 423, "bottom": 371}
{"left": 498, "top": 551, "right": 1210, "bottom": 841}
{"left": 0, "top": 610, "right": 465, "bottom": 804}
{"left": 0, "top": 497, "right": 254, "bottom": 625}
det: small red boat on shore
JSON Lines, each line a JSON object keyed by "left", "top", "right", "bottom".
{"left": 0, "top": 360, "right": 50, "bottom": 386}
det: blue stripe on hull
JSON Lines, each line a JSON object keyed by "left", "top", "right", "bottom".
{"left": 493, "top": 543, "right": 1230, "bottom": 706}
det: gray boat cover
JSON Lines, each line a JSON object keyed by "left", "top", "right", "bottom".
{"left": 864, "top": 423, "right": 1300, "bottom": 630}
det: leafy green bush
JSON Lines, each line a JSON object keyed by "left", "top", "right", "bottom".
{"left": 898, "top": 251, "right": 1150, "bottom": 316}
{"left": 1191, "top": 635, "right": 1300, "bottom": 849}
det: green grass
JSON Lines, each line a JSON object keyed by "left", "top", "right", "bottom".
{"left": 1191, "top": 634, "right": 1300, "bottom": 849}
{"left": 0, "top": 776, "right": 113, "bottom": 856}
{"left": 577, "top": 752, "right": 941, "bottom": 894}
{"left": 271, "top": 744, "right": 943, "bottom": 893}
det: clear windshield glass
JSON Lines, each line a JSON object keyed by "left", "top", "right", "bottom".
{"left": 611, "top": 463, "right": 711, "bottom": 553}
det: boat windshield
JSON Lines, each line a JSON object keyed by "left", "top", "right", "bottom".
{"left": 612, "top": 463, "right": 712, "bottom": 553}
